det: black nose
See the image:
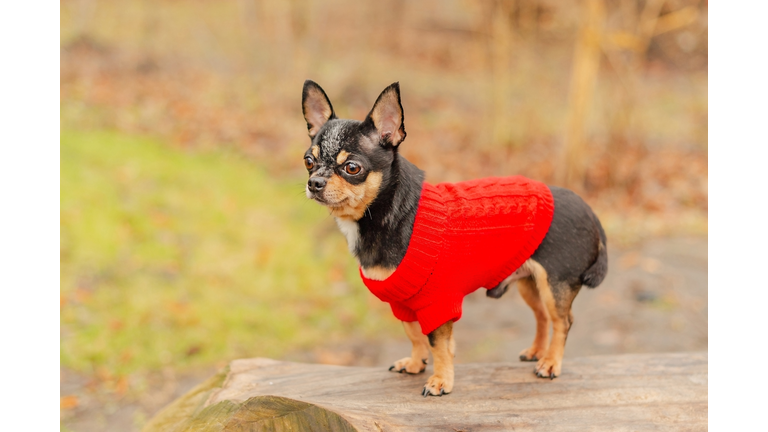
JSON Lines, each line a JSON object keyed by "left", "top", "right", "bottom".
{"left": 308, "top": 177, "right": 327, "bottom": 192}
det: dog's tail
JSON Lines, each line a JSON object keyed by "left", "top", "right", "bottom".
{"left": 580, "top": 212, "right": 608, "bottom": 288}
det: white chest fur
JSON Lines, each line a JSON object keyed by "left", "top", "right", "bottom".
{"left": 335, "top": 217, "right": 359, "bottom": 253}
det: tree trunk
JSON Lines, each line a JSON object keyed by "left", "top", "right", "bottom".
{"left": 144, "top": 352, "right": 708, "bottom": 431}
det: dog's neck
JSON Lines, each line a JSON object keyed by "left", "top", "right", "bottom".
{"left": 337, "top": 153, "right": 424, "bottom": 273}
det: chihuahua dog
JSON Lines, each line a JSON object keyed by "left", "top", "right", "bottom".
{"left": 301, "top": 80, "right": 607, "bottom": 397}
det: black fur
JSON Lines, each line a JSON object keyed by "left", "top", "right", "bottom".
{"left": 355, "top": 154, "right": 423, "bottom": 268}
{"left": 530, "top": 187, "right": 608, "bottom": 290}
{"left": 485, "top": 281, "right": 509, "bottom": 299}
{"left": 303, "top": 118, "right": 424, "bottom": 269}
{"left": 303, "top": 81, "right": 424, "bottom": 269}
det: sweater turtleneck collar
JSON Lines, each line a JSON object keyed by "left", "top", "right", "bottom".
{"left": 359, "top": 182, "right": 448, "bottom": 303}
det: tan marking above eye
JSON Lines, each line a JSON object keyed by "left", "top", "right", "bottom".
{"left": 311, "top": 146, "right": 319, "bottom": 158}
{"left": 336, "top": 150, "right": 349, "bottom": 165}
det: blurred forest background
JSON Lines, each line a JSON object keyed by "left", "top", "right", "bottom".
{"left": 60, "top": 0, "right": 707, "bottom": 430}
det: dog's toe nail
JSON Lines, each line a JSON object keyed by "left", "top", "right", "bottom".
{"left": 440, "top": 389, "right": 445, "bottom": 396}
{"left": 399, "top": 368, "right": 406, "bottom": 373}
{"left": 550, "top": 372, "right": 556, "bottom": 380}
{"left": 519, "top": 355, "right": 527, "bottom": 361}
{"left": 389, "top": 365, "right": 395, "bottom": 371}
{"left": 422, "top": 359, "right": 428, "bottom": 365}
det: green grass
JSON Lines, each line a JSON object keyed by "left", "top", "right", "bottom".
{"left": 60, "top": 130, "right": 396, "bottom": 376}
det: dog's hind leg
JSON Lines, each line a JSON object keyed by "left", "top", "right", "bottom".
{"left": 389, "top": 321, "right": 429, "bottom": 374}
{"left": 529, "top": 260, "right": 581, "bottom": 379}
{"left": 422, "top": 321, "right": 455, "bottom": 396}
{"left": 517, "top": 275, "right": 551, "bottom": 362}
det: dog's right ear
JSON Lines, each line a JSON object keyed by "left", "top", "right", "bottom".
{"left": 365, "top": 82, "right": 406, "bottom": 148}
{"left": 302, "top": 80, "right": 336, "bottom": 138}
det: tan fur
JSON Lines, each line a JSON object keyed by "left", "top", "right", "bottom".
{"left": 390, "top": 321, "right": 430, "bottom": 374}
{"left": 524, "top": 259, "right": 580, "bottom": 378}
{"left": 336, "top": 150, "right": 349, "bottom": 165}
{"left": 361, "top": 265, "right": 395, "bottom": 281}
{"left": 311, "top": 145, "right": 319, "bottom": 159}
{"left": 325, "top": 172, "right": 383, "bottom": 220}
{"left": 517, "top": 276, "right": 550, "bottom": 361}
{"left": 424, "top": 321, "right": 455, "bottom": 395}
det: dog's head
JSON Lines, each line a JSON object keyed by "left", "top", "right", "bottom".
{"left": 301, "top": 80, "right": 407, "bottom": 220}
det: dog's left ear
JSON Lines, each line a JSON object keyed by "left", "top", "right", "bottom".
{"left": 365, "top": 82, "right": 406, "bottom": 147}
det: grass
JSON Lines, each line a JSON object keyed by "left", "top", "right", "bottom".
{"left": 60, "top": 130, "right": 397, "bottom": 377}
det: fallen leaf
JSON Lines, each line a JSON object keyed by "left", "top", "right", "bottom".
{"left": 115, "top": 376, "right": 129, "bottom": 395}
{"left": 61, "top": 395, "right": 79, "bottom": 410}
{"left": 186, "top": 345, "right": 202, "bottom": 357}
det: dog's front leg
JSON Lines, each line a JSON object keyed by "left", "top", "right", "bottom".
{"left": 422, "top": 321, "right": 454, "bottom": 396}
{"left": 389, "top": 321, "right": 429, "bottom": 374}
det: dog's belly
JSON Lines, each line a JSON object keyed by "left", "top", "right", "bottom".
{"left": 499, "top": 263, "right": 533, "bottom": 285}
{"left": 485, "top": 260, "right": 533, "bottom": 298}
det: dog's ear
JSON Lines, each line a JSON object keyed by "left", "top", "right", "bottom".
{"left": 302, "top": 80, "right": 336, "bottom": 138}
{"left": 365, "top": 82, "right": 406, "bottom": 147}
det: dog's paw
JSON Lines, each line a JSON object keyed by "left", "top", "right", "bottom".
{"left": 421, "top": 374, "right": 453, "bottom": 397}
{"left": 388, "top": 357, "right": 427, "bottom": 374}
{"left": 534, "top": 356, "right": 562, "bottom": 379}
{"left": 519, "top": 346, "right": 547, "bottom": 362}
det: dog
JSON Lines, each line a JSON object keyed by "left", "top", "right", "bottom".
{"left": 301, "top": 80, "right": 608, "bottom": 397}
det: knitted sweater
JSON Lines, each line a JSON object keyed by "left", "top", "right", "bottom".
{"left": 360, "top": 176, "right": 555, "bottom": 335}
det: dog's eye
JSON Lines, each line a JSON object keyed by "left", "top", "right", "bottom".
{"left": 304, "top": 156, "right": 314, "bottom": 170}
{"left": 344, "top": 162, "right": 361, "bottom": 175}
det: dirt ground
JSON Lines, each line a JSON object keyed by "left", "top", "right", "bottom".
{"left": 61, "top": 236, "right": 707, "bottom": 431}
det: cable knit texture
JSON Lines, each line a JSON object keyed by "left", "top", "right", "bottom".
{"left": 360, "top": 176, "right": 555, "bottom": 335}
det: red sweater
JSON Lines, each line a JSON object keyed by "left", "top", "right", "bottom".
{"left": 360, "top": 176, "right": 555, "bottom": 335}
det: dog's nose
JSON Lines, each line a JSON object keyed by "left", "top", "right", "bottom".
{"left": 308, "top": 177, "right": 327, "bottom": 192}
